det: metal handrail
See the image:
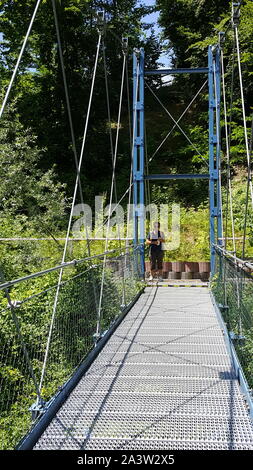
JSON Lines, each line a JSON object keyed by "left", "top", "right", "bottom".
{"left": 213, "top": 244, "right": 253, "bottom": 271}
{"left": 0, "top": 244, "right": 138, "bottom": 291}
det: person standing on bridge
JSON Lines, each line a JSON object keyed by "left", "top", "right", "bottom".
{"left": 146, "top": 221, "right": 165, "bottom": 281}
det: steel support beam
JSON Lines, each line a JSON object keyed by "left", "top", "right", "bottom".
{"left": 133, "top": 48, "right": 145, "bottom": 274}
{"left": 145, "top": 67, "right": 209, "bottom": 76}
{"left": 133, "top": 47, "right": 221, "bottom": 277}
{"left": 145, "top": 174, "right": 210, "bottom": 180}
{"left": 208, "top": 45, "right": 222, "bottom": 275}
{"left": 215, "top": 46, "right": 223, "bottom": 247}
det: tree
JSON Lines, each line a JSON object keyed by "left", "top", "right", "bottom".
{"left": 151, "top": 0, "right": 253, "bottom": 178}
{"left": 0, "top": 101, "right": 67, "bottom": 232}
{"left": 0, "top": 0, "right": 158, "bottom": 206}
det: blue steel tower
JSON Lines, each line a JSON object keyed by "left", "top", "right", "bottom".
{"left": 133, "top": 45, "right": 222, "bottom": 275}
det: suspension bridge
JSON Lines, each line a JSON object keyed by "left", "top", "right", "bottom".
{"left": 0, "top": 1, "right": 253, "bottom": 451}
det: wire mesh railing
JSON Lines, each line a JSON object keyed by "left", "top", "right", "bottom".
{"left": 0, "top": 246, "right": 143, "bottom": 449}
{"left": 211, "top": 245, "right": 253, "bottom": 391}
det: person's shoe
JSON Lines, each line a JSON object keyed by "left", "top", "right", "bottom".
{"left": 148, "top": 275, "right": 153, "bottom": 281}
{"left": 158, "top": 276, "right": 163, "bottom": 282}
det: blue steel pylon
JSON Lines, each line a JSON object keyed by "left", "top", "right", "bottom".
{"left": 133, "top": 48, "right": 145, "bottom": 275}
{"left": 133, "top": 45, "right": 222, "bottom": 276}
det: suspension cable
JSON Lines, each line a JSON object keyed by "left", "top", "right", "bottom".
{"left": 221, "top": 46, "right": 236, "bottom": 253}
{"left": 38, "top": 26, "right": 103, "bottom": 394}
{"left": 234, "top": 13, "right": 253, "bottom": 208}
{"left": 221, "top": 47, "right": 236, "bottom": 254}
{"left": 56, "top": 27, "right": 102, "bottom": 267}
{"left": 102, "top": 39, "right": 117, "bottom": 201}
{"left": 92, "top": 181, "right": 134, "bottom": 242}
{"left": 92, "top": 55, "right": 136, "bottom": 245}
{"left": 125, "top": 57, "right": 134, "bottom": 250}
{"left": 95, "top": 49, "right": 128, "bottom": 339}
{"left": 145, "top": 121, "right": 151, "bottom": 209}
{"left": 0, "top": 0, "right": 42, "bottom": 119}
{"left": 125, "top": 59, "right": 133, "bottom": 151}
{"left": 242, "top": 113, "right": 253, "bottom": 258}
{"left": 223, "top": 0, "right": 244, "bottom": 38}
{"left": 213, "top": 57, "right": 223, "bottom": 241}
{"left": 149, "top": 80, "right": 207, "bottom": 163}
{"left": 224, "top": 31, "right": 237, "bottom": 253}
{"left": 145, "top": 82, "right": 208, "bottom": 166}
{"left": 51, "top": 0, "right": 93, "bottom": 257}
{"left": 102, "top": 37, "right": 124, "bottom": 238}
{"left": 89, "top": 62, "right": 134, "bottom": 242}
{"left": 103, "top": 38, "right": 129, "bottom": 305}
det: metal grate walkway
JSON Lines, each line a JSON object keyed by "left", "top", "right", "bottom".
{"left": 34, "top": 285, "right": 253, "bottom": 450}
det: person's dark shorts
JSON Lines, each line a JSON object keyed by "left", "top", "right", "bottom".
{"left": 150, "top": 250, "right": 164, "bottom": 270}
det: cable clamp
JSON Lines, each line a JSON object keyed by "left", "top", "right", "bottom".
{"left": 97, "top": 10, "right": 105, "bottom": 33}
{"left": 232, "top": 2, "right": 240, "bottom": 27}
{"left": 218, "top": 303, "right": 229, "bottom": 312}
{"left": 7, "top": 300, "right": 21, "bottom": 309}
{"left": 229, "top": 331, "right": 245, "bottom": 344}
{"left": 29, "top": 397, "right": 47, "bottom": 421}
{"left": 218, "top": 31, "right": 225, "bottom": 48}
{"left": 134, "top": 48, "right": 140, "bottom": 60}
{"left": 122, "top": 37, "right": 128, "bottom": 55}
{"left": 93, "top": 332, "right": 101, "bottom": 343}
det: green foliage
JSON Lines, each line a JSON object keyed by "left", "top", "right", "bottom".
{"left": 0, "top": 0, "right": 157, "bottom": 204}
{"left": 212, "top": 253, "right": 253, "bottom": 388}
{"left": 0, "top": 102, "right": 67, "bottom": 227}
{"left": 0, "top": 102, "right": 68, "bottom": 280}
{"left": 0, "top": 255, "right": 141, "bottom": 449}
{"left": 153, "top": 0, "right": 253, "bottom": 213}
{"left": 0, "top": 0, "right": 253, "bottom": 450}
{"left": 148, "top": 168, "right": 253, "bottom": 261}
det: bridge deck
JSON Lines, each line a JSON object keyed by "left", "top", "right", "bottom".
{"left": 34, "top": 286, "right": 253, "bottom": 450}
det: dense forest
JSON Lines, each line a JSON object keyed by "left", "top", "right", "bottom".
{"left": 0, "top": 0, "right": 253, "bottom": 277}
{"left": 0, "top": 0, "right": 253, "bottom": 450}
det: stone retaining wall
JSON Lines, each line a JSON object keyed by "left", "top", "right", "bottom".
{"left": 145, "top": 261, "right": 210, "bottom": 281}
